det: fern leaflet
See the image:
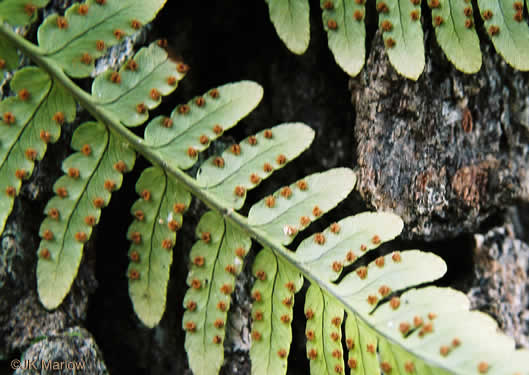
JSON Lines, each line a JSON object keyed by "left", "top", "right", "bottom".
{"left": 250, "top": 249, "right": 303, "bottom": 375}
{"left": 265, "top": 0, "right": 310, "bottom": 54}
{"left": 127, "top": 166, "right": 191, "bottom": 327}
{"left": 0, "top": 67, "right": 76, "bottom": 234}
{"left": 37, "top": 0, "right": 167, "bottom": 77}
{"left": 321, "top": 0, "right": 366, "bottom": 77}
{"left": 37, "top": 122, "right": 135, "bottom": 308}
{"left": 183, "top": 211, "right": 251, "bottom": 375}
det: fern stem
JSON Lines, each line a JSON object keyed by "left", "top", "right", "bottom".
{"left": 0, "top": 23, "right": 448, "bottom": 371}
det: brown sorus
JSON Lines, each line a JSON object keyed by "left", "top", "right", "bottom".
{"left": 75, "top": 231, "right": 87, "bottom": 243}
{"left": 53, "top": 111, "right": 65, "bottom": 124}
{"left": 162, "top": 117, "right": 173, "bottom": 127}
{"left": 248, "top": 135, "right": 258, "bottom": 145}
{"left": 67, "top": 167, "right": 80, "bottom": 179}
{"left": 376, "top": 2, "right": 389, "bottom": 12}
{"left": 93, "top": 197, "right": 105, "bottom": 208}
{"left": 18, "top": 89, "right": 30, "bottom": 101}
{"left": 57, "top": 16, "right": 68, "bottom": 29}
{"left": 131, "top": 19, "right": 142, "bottom": 29}
{"left": 81, "top": 144, "right": 92, "bottom": 156}
{"left": 178, "top": 63, "right": 190, "bottom": 74}
{"left": 130, "top": 232, "right": 142, "bottom": 244}
{"left": 56, "top": 187, "right": 68, "bottom": 198}
{"left": 48, "top": 208, "right": 60, "bottom": 220}
{"left": 78, "top": 4, "right": 89, "bottom": 15}
{"left": 263, "top": 163, "right": 273, "bottom": 172}
{"left": 213, "top": 124, "right": 223, "bottom": 134}
{"left": 187, "top": 147, "right": 197, "bottom": 158}
{"left": 165, "top": 240, "right": 182, "bottom": 259}
{"left": 354, "top": 10, "right": 364, "bottom": 21}
{"left": 209, "top": 89, "right": 219, "bottom": 98}
{"left": 314, "top": 233, "right": 326, "bottom": 245}
{"left": 141, "top": 190, "right": 151, "bottom": 201}
{"left": 280, "top": 186, "right": 292, "bottom": 198}
{"left": 201, "top": 232, "right": 211, "bottom": 243}
{"left": 25, "top": 148, "right": 38, "bottom": 160}
{"left": 150, "top": 88, "right": 160, "bottom": 100}
{"left": 390, "top": 296, "right": 401, "bottom": 309}
{"left": 129, "top": 269, "right": 140, "bottom": 280}
{"left": 127, "top": 59, "right": 138, "bottom": 71}
{"left": 173, "top": 203, "right": 186, "bottom": 213}
{"left": 482, "top": 10, "right": 493, "bottom": 20}
{"left": 42, "top": 229, "right": 54, "bottom": 241}
{"left": 130, "top": 251, "right": 140, "bottom": 262}
{"left": 136, "top": 103, "right": 147, "bottom": 114}
{"left": 3, "top": 112, "right": 15, "bottom": 125}
{"left": 381, "top": 20, "right": 393, "bottom": 31}
{"left": 114, "top": 160, "right": 127, "bottom": 173}
{"left": 195, "top": 97, "right": 205, "bottom": 106}
{"left": 80, "top": 53, "right": 92, "bottom": 65}
{"left": 113, "top": 29, "right": 125, "bottom": 40}
{"left": 234, "top": 185, "right": 245, "bottom": 197}
{"left": 213, "top": 156, "right": 225, "bottom": 168}
{"left": 39, "top": 248, "right": 51, "bottom": 259}
{"left": 265, "top": 195, "right": 275, "bottom": 208}
{"left": 85, "top": 215, "right": 96, "bottom": 226}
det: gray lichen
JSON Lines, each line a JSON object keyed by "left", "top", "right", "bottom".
{"left": 469, "top": 224, "right": 529, "bottom": 348}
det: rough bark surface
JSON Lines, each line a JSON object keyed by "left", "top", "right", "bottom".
{"left": 352, "top": 31, "right": 529, "bottom": 240}
{"left": 469, "top": 224, "right": 529, "bottom": 348}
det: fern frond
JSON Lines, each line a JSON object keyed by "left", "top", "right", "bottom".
{"left": 250, "top": 248, "right": 303, "bottom": 375}
{"left": 183, "top": 211, "right": 251, "bottom": 375}
{"left": 265, "top": 0, "right": 310, "bottom": 54}
{"left": 196, "top": 123, "right": 315, "bottom": 209}
{"left": 37, "top": 0, "right": 167, "bottom": 77}
{"left": 430, "top": 0, "right": 482, "bottom": 73}
{"left": 37, "top": 122, "right": 135, "bottom": 309}
{"left": 1, "top": 9, "right": 527, "bottom": 374}
{"left": 305, "top": 285, "right": 346, "bottom": 375}
{"left": 0, "top": 67, "right": 76, "bottom": 234}
{"left": 144, "top": 81, "right": 264, "bottom": 170}
{"left": 478, "top": 0, "right": 529, "bottom": 70}
{"left": 321, "top": 0, "right": 366, "bottom": 77}
{"left": 127, "top": 166, "right": 191, "bottom": 327}
{"left": 0, "top": 0, "right": 49, "bottom": 26}
{"left": 92, "top": 43, "right": 183, "bottom": 127}
{"left": 376, "top": 0, "right": 425, "bottom": 80}
{"left": 248, "top": 168, "right": 356, "bottom": 245}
